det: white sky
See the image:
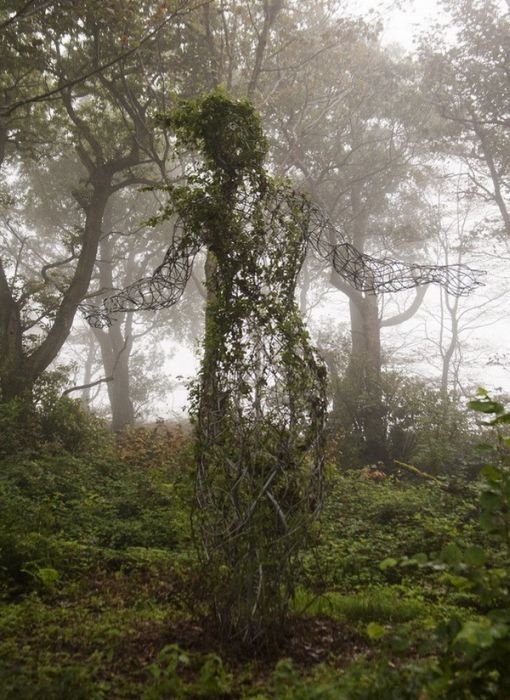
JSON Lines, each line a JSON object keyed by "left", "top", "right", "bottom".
{"left": 343, "top": 0, "right": 442, "bottom": 50}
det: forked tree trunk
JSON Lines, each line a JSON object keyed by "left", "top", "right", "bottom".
{"left": 0, "top": 174, "right": 111, "bottom": 404}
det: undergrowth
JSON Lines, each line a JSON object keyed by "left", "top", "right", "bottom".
{"left": 0, "top": 398, "right": 508, "bottom": 698}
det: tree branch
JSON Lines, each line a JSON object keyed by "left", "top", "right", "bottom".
{"left": 0, "top": 0, "right": 210, "bottom": 118}
{"left": 62, "top": 375, "right": 112, "bottom": 396}
{"left": 380, "top": 285, "right": 428, "bottom": 327}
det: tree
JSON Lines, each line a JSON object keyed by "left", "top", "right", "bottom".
{"left": 0, "top": 0, "right": 200, "bottom": 405}
{"left": 262, "top": 18, "right": 441, "bottom": 464}
{"left": 415, "top": 181, "right": 509, "bottom": 401}
{"left": 420, "top": 0, "right": 510, "bottom": 237}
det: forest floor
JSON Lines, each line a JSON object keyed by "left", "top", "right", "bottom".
{"left": 0, "top": 428, "right": 501, "bottom": 698}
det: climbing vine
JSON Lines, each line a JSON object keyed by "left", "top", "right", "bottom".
{"left": 158, "top": 91, "right": 328, "bottom": 647}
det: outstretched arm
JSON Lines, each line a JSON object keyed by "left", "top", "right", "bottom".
{"left": 81, "top": 223, "right": 201, "bottom": 329}
{"left": 306, "top": 204, "right": 485, "bottom": 297}
{"left": 327, "top": 241, "right": 484, "bottom": 296}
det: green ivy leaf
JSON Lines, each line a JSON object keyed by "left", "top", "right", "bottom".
{"left": 366, "top": 622, "right": 386, "bottom": 640}
{"left": 468, "top": 400, "right": 505, "bottom": 415}
{"left": 379, "top": 557, "right": 398, "bottom": 570}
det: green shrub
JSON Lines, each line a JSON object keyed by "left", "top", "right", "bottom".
{"left": 0, "top": 662, "right": 105, "bottom": 700}
{"left": 306, "top": 470, "right": 477, "bottom": 590}
{"left": 378, "top": 391, "right": 510, "bottom": 698}
{"left": 117, "top": 422, "right": 194, "bottom": 470}
{"left": 0, "top": 368, "right": 112, "bottom": 459}
{"left": 323, "top": 360, "right": 480, "bottom": 474}
{"left": 426, "top": 393, "right": 510, "bottom": 698}
{"left": 144, "top": 644, "right": 232, "bottom": 699}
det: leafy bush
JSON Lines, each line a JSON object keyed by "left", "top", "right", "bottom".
{"left": 0, "top": 660, "right": 103, "bottom": 700}
{"left": 378, "top": 391, "right": 510, "bottom": 698}
{"left": 117, "top": 421, "right": 194, "bottom": 470}
{"left": 425, "top": 392, "right": 510, "bottom": 698}
{"left": 324, "top": 362, "right": 480, "bottom": 474}
{"left": 307, "top": 469, "right": 477, "bottom": 590}
{"left": 0, "top": 368, "right": 112, "bottom": 459}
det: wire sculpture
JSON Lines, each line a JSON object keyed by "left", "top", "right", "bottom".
{"left": 81, "top": 217, "right": 201, "bottom": 328}
{"left": 82, "top": 193, "right": 483, "bottom": 329}
{"left": 81, "top": 92, "right": 484, "bottom": 647}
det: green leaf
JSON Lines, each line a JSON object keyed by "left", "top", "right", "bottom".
{"left": 411, "top": 552, "right": 428, "bottom": 565}
{"left": 463, "top": 546, "right": 486, "bottom": 567}
{"left": 366, "top": 622, "right": 386, "bottom": 640}
{"left": 489, "top": 413, "right": 510, "bottom": 425}
{"left": 438, "top": 572, "right": 470, "bottom": 589}
{"left": 479, "top": 511, "right": 498, "bottom": 532}
{"left": 379, "top": 557, "right": 398, "bottom": 570}
{"left": 468, "top": 400, "right": 505, "bottom": 415}
{"left": 36, "top": 567, "right": 60, "bottom": 586}
{"left": 481, "top": 465, "right": 502, "bottom": 482}
{"left": 455, "top": 619, "right": 497, "bottom": 648}
{"left": 480, "top": 490, "right": 501, "bottom": 511}
{"left": 440, "top": 543, "right": 463, "bottom": 565}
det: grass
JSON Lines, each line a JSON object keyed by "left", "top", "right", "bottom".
{"left": 294, "top": 586, "right": 429, "bottom": 624}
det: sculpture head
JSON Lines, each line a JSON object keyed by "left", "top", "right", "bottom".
{"left": 158, "top": 88, "right": 267, "bottom": 180}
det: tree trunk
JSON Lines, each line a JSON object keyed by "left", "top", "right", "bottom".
{"left": 344, "top": 292, "right": 387, "bottom": 464}
{"left": 93, "top": 322, "right": 135, "bottom": 431}
{"left": 93, "top": 229, "right": 135, "bottom": 432}
{"left": 80, "top": 332, "right": 97, "bottom": 406}
{"left": 332, "top": 175, "right": 388, "bottom": 465}
{"left": 0, "top": 170, "right": 112, "bottom": 404}
{"left": 0, "top": 259, "right": 28, "bottom": 400}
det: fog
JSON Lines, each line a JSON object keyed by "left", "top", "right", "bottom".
{"left": 1, "top": 0, "right": 509, "bottom": 440}
{"left": 3, "top": 1, "right": 510, "bottom": 691}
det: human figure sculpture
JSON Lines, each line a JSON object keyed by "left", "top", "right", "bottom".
{"left": 83, "top": 92, "right": 483, "bottom": 645}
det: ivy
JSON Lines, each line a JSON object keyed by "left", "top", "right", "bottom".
{"left": 154, "top": 90, "right": 328, "bottom": 648}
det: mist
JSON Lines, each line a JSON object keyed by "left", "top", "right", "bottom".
{"left": 1, "top": 0, "right": 509, "bottom": 695}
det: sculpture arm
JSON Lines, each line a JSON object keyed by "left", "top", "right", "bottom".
{"left": 81, "top": 225, "right": 201, "bottom": 329}
{"left": 306, "top": 203, "right": 485, "bottom": 297}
